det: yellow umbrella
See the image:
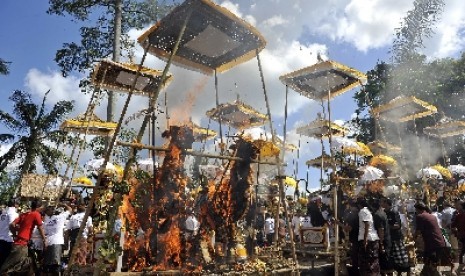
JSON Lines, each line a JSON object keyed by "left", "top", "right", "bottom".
{"left": 284, "top": 177, "right": 297, "bottom": 188}
{"left": 369, "top": 154, "right": 398, "bottom": 168}
{"left": 253, "top": 139, "right": 280, "bottom": 157}
{"left": 73, "top": 176, "right": 93, "bottom": 186}
{"left": 431, "top": 164, "right": 452, "bottom": 180}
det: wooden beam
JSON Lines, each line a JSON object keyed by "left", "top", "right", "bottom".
{"left": 116, "top": 141, "right": 283, "bottom": 166}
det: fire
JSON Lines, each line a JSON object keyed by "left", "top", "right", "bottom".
{"left": 168, "top": 76, "right": 208, "bottom": 126}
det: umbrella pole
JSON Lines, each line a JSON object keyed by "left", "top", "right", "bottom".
{"left": 327, "top": 85, "right": 340, "bottom": 276}
{"left": 257, "top": 53, "right": 299, "bottom": 272}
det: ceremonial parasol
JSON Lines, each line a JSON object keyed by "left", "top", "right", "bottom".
{"left": 372, "top": 96, "right": 437, "bottom": 122}
{"left": 448, "top": 164, "right": 465, "bottom": 175}
{"left": 296, "top": 119, "right": 347, "bottom": 138}
{"left": 332, "top": 137, "right": 372, "bottom": 156}
{"left": 206, "top": 100, "right": 268, "bottom": 129}
{"left": 416, "top": 167, "right": 442, "bottom": 179}
{"left": 91, "top": 60, "right": 173, "bottom": 96}
{"left": 85, "top": 158, "right": 117, "bottom": 172}
{"left": 367, "top": 140, "right": 402, "bottom": 155}
{"left": 369, "top": 154, "right": 398, "bottom": 168}
{"left": 187, "top": 121, "right": 217, "bottom": 141}
{"left": 358, "top": 165, "right": 384, "bottom": 182}
{"left": 423, "top": 120, "right": 465, "bottom": 138}
{"left": 279, "top": 60, "right": 367, "bottom": 101}
{"left": 137, "top": 0, "right": 266, "bottom": 75}
{"left": 305, "top": 153, "right": 335, "bottom": 168}
{"left": 252, "top": 139, "right": 281, "bottom": 157}
{"left": 431, "top": 164, "right": 452, "bottom": 180}
{"left": 45, "top": 176, "right": 68, "bottom": 187}
{"left": 60, "top": 113, "right": 117, "bottom": 136}
{"left": 72, "top": 176, "right": 93, "bottom": 186}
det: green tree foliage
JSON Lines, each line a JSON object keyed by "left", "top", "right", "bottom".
{"left": 0, "top": 90, "right": 74, "bottom": 176}
{"left": 88, "top": 127, "right": 137, "bottom": 164}
{"left": 0, "top": 58, "right": 10, "bottom": 75}
{"left": 353, "top": 0, "right": 448, "bottom": 143}
{"left": 47, "top": 0, "right": 174, "bottom": 78}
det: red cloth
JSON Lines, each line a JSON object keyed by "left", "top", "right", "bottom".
{"left": 416, "top": 212, "right": 445, "bottom": 252}
{"left": 452, "top": 211, "right": 465, "bottom": 239}
{"left": 13, "top": 211, "right": 42, "bottom": 245}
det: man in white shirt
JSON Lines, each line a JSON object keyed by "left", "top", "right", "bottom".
{"left": 264, "top": 213, "right": 275, "bottom": 246}
{"left": 0, "top": 200, "right": 19, "bottom": 268}
{"left": 291, "top": 210, "right": 303, "bottom": 242}
{"left": 67, "top": 204, "right": 93, "bottom": 265}
{"left": 185, "top": 209, "right": 200, "bottom": 237}
{"left": 43, "top": 203, "right": 71, "bottom": 276}
{"left": 357, "top": 198, "right": 380, "bottom": 275}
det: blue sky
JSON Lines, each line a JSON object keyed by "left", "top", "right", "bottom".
{"left": 1, "top": 0, "right": 465, "bottom": 192}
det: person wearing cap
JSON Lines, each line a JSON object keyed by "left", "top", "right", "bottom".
{"left": 0, "top": 200, "right": 46, "bottom": 275}
{"left": 414, "top": 201, "right": 451, "bottom": 274}
{"left": 42, "top": 203, "right": 71, "bottom": 276}
{"left": 0, "top": 199, "right": 19, "bottom": 268}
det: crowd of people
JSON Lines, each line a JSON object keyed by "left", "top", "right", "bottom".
{"left": 0, "top": 199, "right": 93, "bottom": 276}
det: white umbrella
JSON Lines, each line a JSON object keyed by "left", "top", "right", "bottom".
{"left": 85, "top": 158, "right": 116, "bottom": 172}
{"left": 332, "top": 137, "right": 360, "bottom": 151}
{"left": 416, "top": 167, "right": 442, "bottom": 179}
{"left": 448, "top": 164, "right": 465, "bottom": 175}
{"left": 137, "top": 158, "right": 158, "bottom": 172}
{"left": 359, "top": 165, "right": 384, "bottom": 182}
{"left": 45, "top": 176, "right": 69, "bottom": 187}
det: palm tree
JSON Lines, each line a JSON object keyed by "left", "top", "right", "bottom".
{"left": 0, "top": 90, "right": 74, "bottom": 186}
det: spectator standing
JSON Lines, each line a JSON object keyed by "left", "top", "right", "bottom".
{"left": 382, "top": 198, "right": 410, "bottom": 275}
{"left": 291, "top": 210, "right": 303, "bottom": 242}
{"left": 452, "top": 202, "right": 465, "bottom": 264}
{"left": 441, "top": 201, "right": 455, "bottom": 242}
{"left": 357, "top": 198, "right": 380, "bottom": 276}
{"left": 42, "top": 203, "right": 71, "bottom": 276}
{"left": 67, "top": 204, "right": 93, "bottom": 265}
{"left": 414, "top": 201, "right": 451, "bottom": 275}
{"left": 307, "top": 196, "right": 326, "bottom": 227}
{"left": 264, "top": 213, "right": 275, "bottom": 246}
{"left": 373, "top": 199, "right": 392, "bottom": 274}
{"left": 0, "top": 199, "right": 19, "bottom": 268}
{"left": 0, "top": 200, "right": 46, "bottom": 276}
{"left": 343, "top": 199, "right": 359, "bottom": 276}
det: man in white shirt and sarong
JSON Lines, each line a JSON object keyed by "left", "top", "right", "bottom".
{"left": 43, "top": 203, "right": 71, "bottom": 276}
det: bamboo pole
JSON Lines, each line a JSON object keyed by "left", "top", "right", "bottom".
{"left": 256, "top": 51, "right": 299, "bottom": 272}
{"left": 115, "top": 141, "right": 283, "bottom": 166}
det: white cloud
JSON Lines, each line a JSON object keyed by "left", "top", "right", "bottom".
{"left": 14, "top": 0, "right": 465, "bottom": 189}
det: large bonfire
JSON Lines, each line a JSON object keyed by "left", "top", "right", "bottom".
{"left": 120, "top": 125, "right": 258, "bottom": 273}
